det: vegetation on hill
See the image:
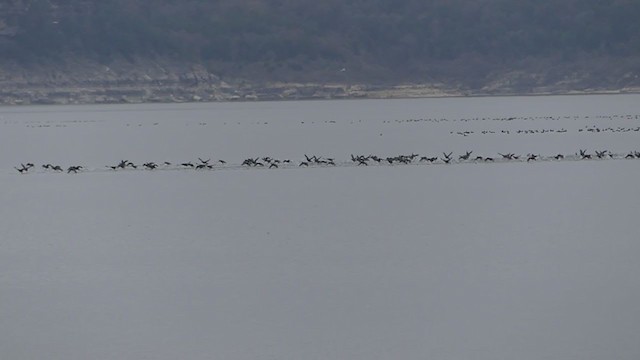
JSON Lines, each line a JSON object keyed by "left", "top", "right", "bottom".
{"left": 1, "top": 0, "right": 640, "bottom": 87}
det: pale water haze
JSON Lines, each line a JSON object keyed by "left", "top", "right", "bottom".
{"left": 1, "top": 95, "right": 639, "bottom": 360}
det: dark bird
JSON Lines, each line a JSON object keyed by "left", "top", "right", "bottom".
{"left": 15, "top": 164, "right": 30, "bottom": 173}
{"left": 67, "top": 166, "right": 83, "bottom": 173}
{"left": 595, "top": 150, "right": 608, "bottom": 159}
{"left": 579, "top": 149, "right": 592, "bottom": 160}
{"left": 459, "top": 151, "right": 473, "bottom": 161}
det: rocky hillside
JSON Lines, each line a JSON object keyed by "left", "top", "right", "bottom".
{"left": 1, "top": 0, "right": 639, "bottom": 104}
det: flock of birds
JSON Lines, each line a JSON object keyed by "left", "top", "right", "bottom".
{"left": 14, "top": 163, "right": 83, "bottom": 174}
{"left": 452, "top": 125, "right": 640, "bottom": 137}
{"left": 12, "top": 149, "right": 640, "bottom": 175}
{"left": 349, "top": 149, "right": 640, "bottom": 165}
{"left": 242, "top": 155, "right": 335, "bottom": 168}
{"left": 386, "top": 114, "right": 640, "bottom": 124}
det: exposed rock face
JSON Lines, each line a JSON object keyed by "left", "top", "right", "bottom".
{"left": 0, "top": 58, "right": 638, "bottom": 105}
{"left": 0, "top": 58, "right": 462, "bottom": 105}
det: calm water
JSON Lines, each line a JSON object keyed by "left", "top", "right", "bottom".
{"left": 2, "top": 94, "right": 640, "bottom": 360}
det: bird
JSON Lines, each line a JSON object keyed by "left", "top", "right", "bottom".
{"left": 15, "top": 164, "right": 30, "bottom": 173}
{"left": 459, "top": 151, "right": 473, "bottom": 161}
{"left": 579, "top": 149, "right": 592, "bottom": 160}
{"left": 595, "top": 150, "right": 608, "bottom": 159}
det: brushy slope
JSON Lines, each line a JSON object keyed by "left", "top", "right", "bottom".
{"left": 1, "top": 0, "right": 640, "bottom": 88}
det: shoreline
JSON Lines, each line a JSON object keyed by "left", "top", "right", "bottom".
{"left": 1, "top": 83, "right": 639, "bottom": 107}
{"left": 2, "top": 59, "right": 639, "bottom": 106}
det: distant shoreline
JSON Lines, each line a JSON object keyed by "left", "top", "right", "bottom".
{"left": 1, "top": 82, "right": 638, "bottom": 107}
